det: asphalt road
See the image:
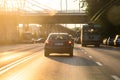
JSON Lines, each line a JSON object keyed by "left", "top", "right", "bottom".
{"left": 0, "top": 43, "right": 120, "bottom": 80}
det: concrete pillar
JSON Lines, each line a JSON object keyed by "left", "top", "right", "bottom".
{"left": 0, "top": 15, "right": 19, "bottom": 45}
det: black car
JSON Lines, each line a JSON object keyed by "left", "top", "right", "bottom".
{"left": 44, "top": 33, "right": 74, "bottom": 57}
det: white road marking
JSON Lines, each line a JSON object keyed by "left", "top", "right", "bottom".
{"left": 84, "top": 52, "right": 87, "bottom": 54}
{"left": 81, "top": 50, "right": 84, "bottom": 52}
{"left": 111, "top": 75, "right": 120, "bottom": 80}
{"left": 89, "top": 56, "right": 93, "bottom": 58}
{"left": 0, "top": 53, "right": 38, "bottom": 75}
{"left": 96, "top": 62, "right": 103, "bottom": 66}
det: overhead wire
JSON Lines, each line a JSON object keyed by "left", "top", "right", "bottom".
{"left": 26, "top": 0, "right": 50, "bottom": 11}
{"left": 33, "top": 0, "right": 55, "bottom": 10}
{"left": 0, "top": 0, "right": 57, "bottom": 15}
{"left": 25, "top": 0, "right": 57, "bottom": 14}
{"left": 25, "top": 0, "right": 44, "bottom": 10}
{"left": 91, "top": 0, "right": 119, "bottom": 22}
{"left": 30, "top": 0, "right": 57, "bottom": 15}
{"left": 21, "top": 0, "right": 43, "bottom": 13}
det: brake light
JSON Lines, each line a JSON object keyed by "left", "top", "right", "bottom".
{"left": 68, "top": 41, "right": 72, "bottom": 44}
{"left": 45, "top": 40, "right": 52, "bottom": 45}
{"left": 45, "top": 40, "right": 49, "bottom": 44}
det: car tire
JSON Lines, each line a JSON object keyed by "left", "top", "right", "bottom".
{"left": 69, "top": 49, "right": 73, "bottom": 57}
{"left": 82, "top": 44, "right": 86, "bottom": 47}
{"left": 95, "top": 44, "right": 100, "bottom": 47}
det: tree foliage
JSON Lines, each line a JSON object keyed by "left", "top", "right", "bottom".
{"left": 86, "top": 0, "right": 110, "bottom": 16}
{"left": 85, "top": 0, "right": 120, "bottom": 38}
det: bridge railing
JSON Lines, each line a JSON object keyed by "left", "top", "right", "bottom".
{"left": 17, "top": 10, "right": 87, "bottom": 16}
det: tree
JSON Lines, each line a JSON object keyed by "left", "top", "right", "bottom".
{"left": 85, "top": 0, "right": 120, "bottom": 37}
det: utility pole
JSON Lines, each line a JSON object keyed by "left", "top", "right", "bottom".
{"left": 79, "top": 0, "right": 80, "bottom": 12}
{"left": 3, "top": 0, "right": 7, "bottom": 43}
{"left": 66, "top": 0, "right": 67, "bottom": 12}
{"left": 4, "top": 0, "right": 6, "bottom": 13}
{"left": 60, "top": 0, "right": 62, "bottom": 12}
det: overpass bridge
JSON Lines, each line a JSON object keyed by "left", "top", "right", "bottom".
{"left": 0, "top": 12, "right": 89, "bottom": 44}
{"left": 0, "top": 10, "right": 89, "bottom": 24}
{"left": 0, "top": 0, "right": 89, "bottom": 44}
{"left": 18, "top": 12, "right": 89, "bottom": 24}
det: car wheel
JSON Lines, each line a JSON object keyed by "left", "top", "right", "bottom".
{"left": 95, "top": 44, "right": 100, "bottom": 47}
{"left": 82, "top": 44, "right": 86, "bottom": 47}
{"left": 69, "top": 50, "right": 73, "bottom": 57}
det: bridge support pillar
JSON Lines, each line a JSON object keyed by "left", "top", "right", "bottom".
{"left": 0, "top": 15, "right": 19, "bottom": 45}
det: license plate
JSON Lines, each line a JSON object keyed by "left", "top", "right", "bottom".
{"left": 55, "top": 43, "right": 63, "bottom": 45}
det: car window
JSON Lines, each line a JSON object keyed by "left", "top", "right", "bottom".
{"left": 49, "top": 34, "right": 68, "bottom": 40}
{"left": 118, "top": 38, "right": 120, "bottom": 41}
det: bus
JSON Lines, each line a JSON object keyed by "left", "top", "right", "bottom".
{"left": 81, "top": 24, "right": 101, "bottom": 47}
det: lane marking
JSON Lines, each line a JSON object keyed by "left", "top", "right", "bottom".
{"left": 81, "top": 50, "right": 84, "bottom": 52}
{"left": 96, "top": 62, "right": 103, "bottom": 66}
{"left": 89, "top": 56, "right": 93, "bottom": 58}
{"left": 111, "top": 75, "right": 120, "bottom": 80}
{"left": 0, "top": 52, "right": 38, "bottom": 75}
{"left": 84, "top": 52, "right": 87, "bottom": 54}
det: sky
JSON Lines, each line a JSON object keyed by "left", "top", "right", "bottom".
{"left": 1, "top": 0, "right": 87, "bottom": 12}
{"left": 24, "top": 0, "right": 80, "bottom": 11}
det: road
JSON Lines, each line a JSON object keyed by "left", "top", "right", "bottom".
{"left": 0, "top": 43, "right": 120, "bottom": 80}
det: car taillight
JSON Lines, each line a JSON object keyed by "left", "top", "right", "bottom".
{"left": 68, "top": 41, "right": 72, "bottom": 44}
{"left": 45, "top": 40, "right": 52, "bottom": 45}
{"left": 45, "top": 40, "right": 49, "bottom": 44}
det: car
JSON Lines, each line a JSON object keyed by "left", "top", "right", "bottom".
{"left": 35, "top": 38, "right": 45, "bottom": 43}
{"left": 75, "top": 37, "right": 81, "bottom": 44}
{"left": 102, "top": 38, "right": 108, "bottom": 45}
{"left": 44, "top": 33, "right": 74, "bottom": 57}
{"left": 107, "top": 37, "right": 115, "bottom": 46}
{"left": 69, "top": 34, "right": 74, "bottom": 47}
{"left": 114, "top": 35, "right": 120, "bottom": 47}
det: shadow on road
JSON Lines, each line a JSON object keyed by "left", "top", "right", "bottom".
{"left": 84, "top": 45, "right": 120, "bottom": 51}
{"left": 48, "top": 55, "right": 98, "bottom": 66}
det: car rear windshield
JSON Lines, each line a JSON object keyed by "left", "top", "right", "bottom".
{"left": 49, "top": 34, "right": 69, "bottom": 40}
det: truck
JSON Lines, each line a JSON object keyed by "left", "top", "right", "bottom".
{"left": 80, "top": 24, "right": 101, "bottom": 47}
{"left": 21, "top": 32, "right": 34, "bottom": 43}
